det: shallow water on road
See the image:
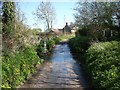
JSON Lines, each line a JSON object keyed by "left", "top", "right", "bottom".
{"left": 20, "top": 42, "right": 91, "bottom": 89}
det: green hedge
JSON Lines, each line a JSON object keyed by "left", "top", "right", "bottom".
{"left": 68, "top": 36, "right": 90, "bottom": 53}
{"left": 53, "top": 37, "right": 61, "bottom": 44}
{"left": 2, "top": 37, "right": 61, "bottom": 88}
{"left": 36, "top": 40, "right": 44, "bottom": 57}
{"left": 37, "top": 37, "right": 60, "bottom": 57}
{"left": 46, "top": 39, "right": 55, "bottom": 50}
{"left": 2, "top": 47, "right": 43, "bottom": 88}
{"left": 86, "top": 41, "right": 120, "bottom": 89}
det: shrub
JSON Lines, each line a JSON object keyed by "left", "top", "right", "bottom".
{"left": 37, "top": 38, "right": 59, "bottom": 57}
{"left": 77, "top": 27, "right": 90, "bottom": 36}
{"left": 46, "top": 39, "right": 55, "bottom": 50}
{"left": 36, "top": 40, "right": 44, "bottom": 57}
{"left": 53, "top": 37, "right": 61, "bottom": 44}
{"left": 68, "top": 36, "right": 90, "bottom": 53}
{"left": 86, "top": 41, "right": 120, "bottom": 89}
{"left": 2, "top": 47, "right": 43, "bottom": 88}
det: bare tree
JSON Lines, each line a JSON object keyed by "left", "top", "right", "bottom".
{"left": 35, "top": 2, "right": 55, "bottom": 31}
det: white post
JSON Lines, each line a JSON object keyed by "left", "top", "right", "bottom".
{"left": 43, "top": 40, "right": 47, "bottom": 61}
{"left": 44, "top": 40, "right": 47, "bottom": 54}
{"left": 103, "top": 30, "right": 105, "bottom": 37}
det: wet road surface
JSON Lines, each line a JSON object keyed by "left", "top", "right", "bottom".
{"left": 20, "top": 42, "right": 91, "bottom": 89}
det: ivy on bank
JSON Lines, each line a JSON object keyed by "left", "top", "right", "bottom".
{"left": 2, "top": 37, "right": 61, "bottom": 88}
{"left": 2, "top": 47, "right": 43, "bottom": 88}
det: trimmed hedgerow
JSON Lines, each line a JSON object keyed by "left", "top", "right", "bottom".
{"left": 86, "top": 41, "right": 120, "bottom": 89}
{"left": 53, "top": 37, "right": 61, "bottom": 44}
{"left": 46, "top": 39, "right": 55, "bottom": 50}
{"left": 68, "top": 36, "right": 90, "bottom": 53}
{"left": 68, "top": 37, "right": 120, "bottom": 89}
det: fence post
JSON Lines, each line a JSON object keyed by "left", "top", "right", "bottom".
{"left": 44, "top": 40, "right": 47, "bottom": 60}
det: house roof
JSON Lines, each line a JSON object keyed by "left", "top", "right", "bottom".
{"left": 51, "top": 29, "right": 63, "bottom": 35}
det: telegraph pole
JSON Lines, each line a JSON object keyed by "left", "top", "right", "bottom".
{"left": 63, "top": 15, "right": 66, "bottom": 34}
{"left": 64, "top": 15, "right": 66, "bottom": 26}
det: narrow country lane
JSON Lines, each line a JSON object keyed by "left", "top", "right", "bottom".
{"left": 19, "top": 42, "right": 91, "bottom": 89}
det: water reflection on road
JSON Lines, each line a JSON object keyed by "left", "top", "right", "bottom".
{"left": 20, "top": 42, "right": 91, "bottom": 89}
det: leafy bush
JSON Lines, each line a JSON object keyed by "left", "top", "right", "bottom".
{"left": 77, "top": 27, "right": 90, "bottom": 36}
{"left": 2, "top": 47, "right": 43, "bottom": 88}
{"left": 53, "top": 37, "right": 61, "bottom": 44}
{"left": 2, "top": 36, "right": 60, "bottom": 88}
{"left": 36, "top": 40, "right": 44, "bottom": 57}
{"left": 68, "top": 36, "right": 90, "bottom": 53}
{"left": 86, "top": 41, "right": 120, "bottom": 89}
{"left": 37, "top": 37, "right": 60, "bottom": 57}
{"left": 46, "top": 39, "right": 55, "bottom": 50}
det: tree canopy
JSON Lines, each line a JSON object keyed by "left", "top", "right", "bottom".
{"left": 74, "top": 2, "right": 120, "bottom": 41}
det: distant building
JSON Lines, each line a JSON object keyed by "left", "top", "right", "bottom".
{"left": 51, "top": 29, "right": 63, "bottom": 36}
{"left": 63, "top": 22, "right": 71, "bottom": 34}
{"left": 51, "top": 22, "right": 76, "bottom": 35}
